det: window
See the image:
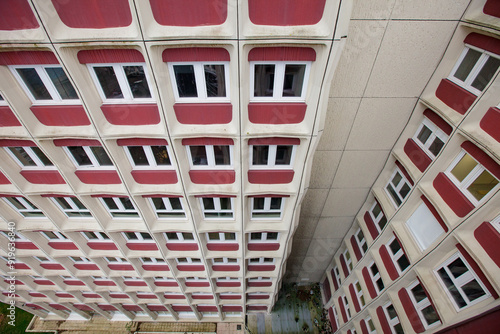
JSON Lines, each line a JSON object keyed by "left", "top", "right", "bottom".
{"left": 0, "top": 93, "right": 6, "bottom": 104}
{"left": 354, "top": 280, "right": 366, "bottom": 309}
{"left": 333, "top": 266, "right": 341, "bottom": 287}
{"left": 3, "top": 197, "right": 44, "bottom": 217}
{"left": 164, "top": 232, "right": 195, "bottom": 242}
{"left": 383, "top": 303, "right": 404, "bottom": 334}
{"left": 35, "top": 256, "right": 54, "bottom": 263}
{"left": 446, "top": 151, "right": 499, "bottom": 205}
{"left": 168, "top": 62, "right": 229, "bottom": 101}
{"left": 248, "top": 277, "right": 271, "bottom": 283}
{"left": 154, "top": 276, "right": 175, "bottom": 282}
{"left": 343, "top": 249, "right": 353, "bottom": 274}
{"left": 249, "top": 232, "right": 279, "bottom": 242}
{"left": 387, "top": 237, "right": 410, "bottom": 274}
{"left": 212, "top": 257, "right": 238, "bottom": 265}
{"left": 368, "top": 262, "right": 385, "bottom": 295}
{"left": 406, "top": 202, "right": 445, "bottom": 250}
{"left": 122, "top": 276, "right": 142, "bottom": 281}
{"left": 249, "top": 257, "right": 275, "bottom": 264}
{"left": 200, "top": 197, "right": 234, "bottom": 219}
{"left": 6, "top": 146, "right": 54, "bottom": 168}
{"left": 89, "top": 63, "right": 153, "bottom": 102}
{"left": 122, "top": 232, "right": 153, "bottom": 242}
{"left": 364, "top": 317, "right": 377, "bottom": 334}
{"left": 448, "top": 46, "right": 500, "bottom": 95}
{"left": 185, "top": 276, "right": 207, "bottom": 282}
{"left": 81, "top": 231, "right": 110, "bottom": 241}
{"left": 355, "top": 228, "right": 368, "bottom": 255}
{"left": 99, "top": 197, "right": 139, "bottom": 218}
{"left": 41, "top": 231, "right": 67, "bottom": 241}
{"left": 407, "top": 281, "right": 441, "bottom": 329}
{"left": 105, "top": 257, "right": 128, "bottom": 263}
{"left": 187, "top": 144, "right": 232, "bottom": 168}
{"left": 51, "top": 197, "right": 92, "bottom": 217}
{"left": 414, "top": 118, "right": 448, "bottom": 158}
{"left": 217, "top": 277, "right": 239, "bottom": 282}
{"left": 341, "top": 294, "right": 351, "bottom": 321}
{"left": 251, "top": 61, "right": 310, "bottom": 101}
{"left": 148, "top": 197, "right": 185, "bottom": 218}
{"left": 139, "top": 257, "right": 165, "bottom": 264}
{"left": 124, "top": 145, "right": 171, "bottom": 168}
{"left": 207, "top": 232, "right": 236, "bottom": 242}
{"left": 251, "top": 197, "right": 284, "bottom": 219}
{"left": 385, "top": 168, "right": 412, "bottom": 207}
{"left": 176, "top": 257, "right": 202, "bottom": 264}
{"left": 436, "top": 252, "right": 490, "bottom": 310}
{"left": 69, "top": 256, "right": 91, "bottom": 263}
{"left": 64, "top": 145, "right": 113, "bottom": 168}
{"left": 250, "top": 144, "right": 296, "bottom": 168}
{"left": 11, "top": 65, "right": 79, "bottom": 103}
{"left": 492, "top": 214, "right": 500, "bottom": 234}
{"left": 369, "top": 201, "right": 388, "bottom": 233}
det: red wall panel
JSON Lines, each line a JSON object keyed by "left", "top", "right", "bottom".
{"left": 207, "top": 243, "right": 239, "bottom": 251}
{"left": 219, "top": 294, "right": 241, "bottom": 300}
{"left": 376, "top": 306, "right": 392, "bottom": 334}
{"left": 148, "top": 305, "right": 167, "bottom": 311}
{"left": 328, "top": 307, "right": 338, "bottom": 332}
{"left": 40, "top": 263, "right": 64, "bottom": 270}
{"left": 338, "top": 296, "right": 347, "bottom": 323}
{"left": 0, "top": 0, "right": 39, "bottom": 30}
{"left": 248, "top": 170, "right": 294, "bottom": 184}
{"left": 398, "top": 288, "right": 425, "bottom": 333}
{"left": 364, "top": 211, "right": 379, "bottom": 240}
{"left": 249, "top": 47, "right": 316, "bottom": 61}
{"left": 173, "top": 103, "right": 232, "bottom": 124}
{"left": 94, "top": 280, "right": 115, "bottom": 286}
{"left": 51, "top": 0, "right": 132, "bottom": 28}
{"left": 247, "top": 265, "right": 275, "bottom": 271}
{"left": 165, "top": 243, "right": 198, "bottom": 251}
{"left": 0, "top": 51, "right": 57, "bottom": 65}
{"left": 362, "top": 267, "right": 377, "bottom": 299}
{"left": 247, "top": 305, "right": 268, "bottom": 311}
{"left": 185, "top": 281, "right": 210, "bottom": 287}
{"left": 75, "top": 170, "right": 121, "bottom": 184}
{"left": 87, "top": 242, "right": 118, "bottom": 250}
{"left": 222, "top": 305, "right": 242, "bottom": 311}
{"left": 197, "top": 305, "right": 218, "bottom": 312}
{"left": 247, "top": 243, "right": 280, "bottom": 251}
{"left": 404, "top": 139, "right": 432, "bottom": 172}
{"left": 379, "top": 245, "right": 399, "bottom": 281}
{"left": 217, "top": 281, "right": 241, "bottom": 287}
{"left": 15, "top": 241, "right": 38, "bottom": 250}
{"left": 142, "top": 264, "right": 170, "bottom": 271}
{"left": 484, "top": 0, "right": 500, "bottom": 18}
{"left": 100, "top": 104, "right": 160, "bottom": 125}
{"left": 350, "top": 235, "right": 362, "bottom": 261}
{"left": 21, "top": 170, "right": 65, "bottom": 184}
{"left": 189, "top": 170, "right": 235, "bottom": 184}
{"left": 435, "top": 306, "right": 500, "bottom": 334}
{"left": 107, "top": 264, "right": 134, "bottom": 271}
{"left": 0, "top": 172, "right": 10, "bottom": 185}
{"left": 330, "top": 268, "right": 339, "bottom": 291}
{"left": 64, "top": 280, "right": 85, "bottom": 286}
{"left": 48, "top": 241, "right": 77, "bottom": 250}
{"left": 248, "top": 137, "right": 300, "bottom": 145}
{"left": 340, "top": 253, "right": 349, "bottom": 278}
{"left": 248, "top": 103, "right": 307, "bottom": 124}
{"left": 480, "top": 107, "right": 500, "bottom": 142}
{"left": 78, "top": 49, "right": 144, "bottom": 64}
{"left": 212, "top": 265, "right": 240, "bottom": 271}
{"left": 423, "top": 108, "right": 452, "bottom": 135}
{"left": 464, "top": 33, "right": 500, "bottom": 56}
{"left": 435, "top": 79, "right": 476, "bottom": 115}
{"left": 248, "top": 0, "right": 326, "bottom": 26}
{"left": 433, "top": 172, "right": 475, "bottom": 218}
{"left": 154, "top": 281, "right": 177, "bottom": 287}
{"left": 247, "top": 294, "right": 269, "bottom": 299}
{"left": 192, "top": 294, "right": 214, "bottom": 300}
{"left": 248, "top": 281, "right": 271, "bottom": 287}
{"left": 474, "top": 222, "right": 500, "bottom": 267}
{"left": 150, "top": 0, "right": 227, "bottom": 27}
{"left": 124, "top": 281, "right": 147, "bottom": 286}
{"left": 182, "top": 137, "right": 234, "bottom": 146}
{"left": 0, "top": 106, "right": 21, "bottom": 127}
{"left": 30, "top": 105, "right": 90, "bottom": 126}
{"left": 349, "top": 283, "right": 361, "bottom": 313}
{"left": 73, "top": 263, "right": 99, "bottom": 271}
{"left": 177, "top": 264, "right": 205, "bottom": 271}
{"left": 125, "top": 242, "right": 158, "bottom": 251}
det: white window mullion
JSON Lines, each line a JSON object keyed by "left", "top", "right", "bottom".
{"left": 36, "top": 67, "right": 62, "bottom": 102}
{"left": 142, "top": 146, "right": 156, "bottom": 166}
{"left": 274, "top": 63, "right": 286, "bottom": 99}
{"left": 268, "top": 145, "right": 278, "bottom": 166}
{"left": 194, "top": 64, "right": 207, "bottom": 99}
{"left": 113, "top": 64, "right": 133, "bottom": 100}
{"left": 205, "top": 145, "right": 216, "bottom": 166}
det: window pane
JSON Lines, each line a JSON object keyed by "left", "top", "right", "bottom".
{"left": 254, "top": 64, "right": 275, "bottom": 97}
{"left": 461, "top": 279, "right": 486, "bottom": 302}
{"left": 203, "top": 198, "right": 215, "bottom": 210}
{"left": 448, "top": 258, "right": 468, "bottom": 279}
{"left": 392, "top": 172, "right": 402, "bottom": 186}
{"left": 219, "top": 198, "right": 231, "bottom": 210}
{"left": 94, "top": 66, "right": 123, "bottom": 99}
{"left": 123, "top": 66, "right": 151, "bottom": 98}
{"left": 428, "top": 137, "right": 444, "bottom": 157}
{"left": 250, "top": 233, "right": 262, "bottom": 240}
{"left": 399, "top": 183, "right": 411, "bottom": 200}
{"left": 213, "top": 145, "right": 230, "bottom": 165}
{"left": 125, "top": 232, "right": 138, "bottom": 240}
{"left": 471, "top": 56, "right": 500, "bottom": 92}
{"left": 270, "top": 197, "right": 282, "bottom": 209}
{"left": 16, "top": 68, "right": 52, "bottom": 100}
{"left": 421, "top": 305, "right": 440, "bottom": 326}
{"left": 267, "top": 232, "right": 278, "bottom": 240}
{"left": 389, "top": 239, "right": 401, "bottom": 255}
{"left": 170, "top": 198, "right": 182, "bottom": 210}
{"left": 417, "top": 125, "right": 432, "bottom": 145}
{"left": 83, "top": 231, "right": 97, "bottom": 239}
{"left": 372, "top": 203, "right": 382, "bottom": 217}
{"left": 275, "top": 146, "right": 293, "bottom": 165}
{"left": 387, "top": 184, "right": 402, "bottom": 206}
{"left": 225, "top": 232, "right": 236, "bottom": 240}
{"left": 204, "top": 64, "right": 226, "bottom": 97}
{"left": 151, "top": 146, "right": 170, "bottom": 165}
{"left": 376, "top": 278, "right": 384, "bottom": 292}
{"left": 174, "top": 65, "right": 197, "bottom": 97}
{"left": 190, "top": 146, "right": 208, "bottom": 165}
{"left": 120, "top": 198, "right": 134, "bottom": 210}
{"left": 253, "top": 197, "right": 264, "bottom": 210}
{"left": 128, "top": 146, "right": 148, "bottom": 165}
{"left": 45, "top": 67, "right": 78, "bottom": 100}
{"left": 31, "top": 147, "right": 53, "bottom": 166}
{"left": 152, "top": 197, "right": 165, "bottom": 210}
{"left": 438, "top": 268, "right": 467, "bottom": 308}
{"left": 386, "top": 304, "right": 397, "bottom": 319}
{"left": 72, "top": 198, "right": 87, "bottom": 210}
{"left": 68, "top": 146, "right": 91, "bottom": 166}
{"left": 140, "top": 233, "right": 152, "bottom": 240}
{"left": 378, "top": 216, "right": 388, "bottom": 230}
{"left": 9, "top": 147, "right": 36, "bottom": 166}
{"left": 451, "top": 154, "right": 477, "bottom": 182}
{"left": 208, "top": 233, "right": 219, "bottom": 240}
{"left": 283, "top": 64, "right": 305, "bottom": 97}
{"left": 90, "top": 146, "right": 112, "bottom": 166}
{"left": 467, "top": 170, "right": 498, "bottom": 201}
{"left": 397, "top": 255, "right": 410, "bottom": 272}
{"left": 252, "top": 146, "right": 269, "bottom": 165}
{"left": 54, "top": 197, "right": 71, "bottom": 210}
{"left": 454, "top": 49, "right": 481, "bottom": 81}
{"left": 6, "top": 197, "right": 26, "bottom": 210}
{"left": 103, "top": 198, "right": 118, "bottom": 210}
{"left": 165, "top": 232, "right": 178, "bottom": 240}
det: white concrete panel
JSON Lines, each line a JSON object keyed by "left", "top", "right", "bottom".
{"left": 364, "top": 20, "right": 457, "bottom": 97}
{"left": 309, "top": 150, "right": 343, "bottom": 189}
{"left": 351, "top": 0, "right": 397, "bottom": 20}
{"left": 332, "top": 150, "right": 390, "bottom": 188}
{"left": 294, "top": 216, "right": 320, "bottom": 239}
{"left": 305, "top": 239, "right": 338, "bottom": 261}
{"left": 312, "top": 216, "right": 354, "bottom": 240}
{"left": 345, "top": 97, "right": 416, "bottom": 150}
{"left": 321, "top": 188, "right": 370, "bottom": 217}
{"left": 300, "top": 189, "right": 330, "bottom": 218}
{"left": 318, "top": 98, "right": 360, "bottom": 151}
{"left": 391, "top": 0, "right": 470, "bottom": 20}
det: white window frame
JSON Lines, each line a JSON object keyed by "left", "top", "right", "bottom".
{"left": 122, "top": 231, "right": 154, "bottom": 242}
{"left": 435, "top": 252, "right": 490, "bottom": 310}
{"left": 341, "top": 294, "right": 351, "bottom": 321}
{"left": 407, "top": 280, "right": 441, "bottom": 330}
{"left": 81, "top": 231, "right": 110, "bottom": 241}
{"left": 105, "top": 257, "right": 128, "bottom": 263}
{"left": 176, "top": 257, "right": 202, "bottom": 264}
{"left": 185, "top": 276, "right": 208, "bottom": 282}
{"left": 35, "top": 256, "right": 54, "bottom": 263}
{"left": 147, "top": 197, "right": 186, "bottom": 219}
{"left": 354, "top": 280, "right": 366, "bottom": 309}
{"left": 248, "top": 277, "right": 271, "bottom": 283}
{"left": 124, "top": 145, "right": 173, "bottom": 169}
{"left": 383, "top": 303, "right": 403, "bottom": 334}
{"left": 206, "top": 232, "right": 236, "bottom": 242}
{"left": 445, "top": 150, "right": 499, "bottom": 206}
{"left": 250, "top": 197, "right": 284, "bottom": 220}
{"left": 355, "top": 228, "right": 368, "bottom": 256}
{"left": 387, "top": 236, "right": 410, "bottom": 275}
{"left": 99, "top": 197, "right": 139, "bottom": 218}
{"left": 88, "top": 63, "right": 154, "bottom": 103}
{"left": 3, "top": 196, "right": 44, "bottom": 217}
{"left": 163, "top": 232, "right": 195, "bottom": 243}
{"left": 63, "top": 145, "right": 114, "bottom": 169}
{"left": 448, "top": 46, "right": 500, "bottom": 96}
{"left": 248, "top": 257, "right": 275, "bottom": 265}
{"left": 333, "top": 266, "right": 341, "bottom": 287}
{"left": 385, "top": 168, "right": 412, "bottom": 208}
{"left": 413, "top": 118, "right": 448, "bottom": 159}
{"left": 154, "top": 276, "right": 174, "bottom": 282}
{"left": 69, "top": 256, "right": 91, "bottom": 263}
{"left": 368, "top": 261, "right": 384, "bottom": 295}
{"left": 491, "top": 214, "right": 500, "bottom": 234}
{"left": 122, "top": 276, "right": 142, "bottom": 281}
{"left": 168, "top": 61, "right": 230, "bottom": 102}
{"left": 5, "top": 146, "right": 54, "bottom": 169}
{"left": 216, "top": 276, "right": 239, "bottom": 282}
{"left": 41, "top": 231, "right": 67, "bottom": 241}
{"left": 51, "top": 197, "right": 92, "bottom": 218}
{"left": 343, "top": 249, "right": 353, "bottom": 274}
{"left": 364, "top": 317, "right": 377, "bottom": 334}
{"left": 10, "top": 65, "right": 80, "bottom": 104}
{"left": 91, "top": 276, "right": 108, "bottom": 281}
{"left": 250, "top": 61, "right": 311, "bottom": 101}
{"left": 186, "top": 144, "right": 233, "bottom": 169}
{"left": 200, "top": 197, "right": 234, "bottom": 220}
{"left": 139, "top": 257, "right": 165, "bottom": 264}
{"left": 249, "top": 144, "right": 297, "bottom": 169}
{"left": 248, "top": 232, "right": 280, "bottom": 243}
{"left": 0, "top": 93, "right": 7, "bottom": 105}
{"left": 1, "top": 231, "right": 28, "bottom": 240}
{"left": 369, "top": 201, "right": 387, "bottom": 233}
{"left": 211, "top": 257, "right": 238, "bottom": 265}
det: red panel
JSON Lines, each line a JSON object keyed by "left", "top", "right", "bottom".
{"left": 362, "top": 267, "right": 377, "bottom": 299}
{"left": 173, "top": 103, "right": 232, "bottom": 124}
{"left": 464, "top": 33, "right": 500, "bottom": 56}
{"left": 55, "top": 293, "right": 73, "bottom": 298}
{"left": 91, "top": 194, "right": 127, "bottom": 198}
{"left": 364, "top": 211, "right": 379, "bottom": 240}
{"left": 150, "top": 0, "right": 227, "bottom": 27}
{"left": 195, "top": 193, "right": 237, "bottom": 198}
{"left": 220, "top": 294, "right": 241, "bottom": 300}
{"left": 248, "top": 281, "right": 272, "bottom": 287}
{"left": 222, "top": 305, "right": 242, "bottom": 312}
{"left": 189, "top": 170, "right": 235, "bottom": 184}
{"left": 5, "top": 280, "right": 24, "bottom": 285}
{"left": 379, "top": 245, "right": 399, "bottom": 281}
{"left": 247, "top": 305, "right": 267, "bottom": 311}
{"left": 30, "top": 105, "right": 90, "bottom": 126}
{"left": 248, "top": 137, "right": 300, "bottom": 145}
{"left": 0, "top": 139, "right": 35, "bottom": 147}
{"left": 249, "top": 0, "right": 325, "bottom": 26}
{"left": 212, "top": 265, "right": 240, "bottom": 271}
{"left": 350, "top": 235, "right": 362, "bottom": 261}
{"left": 74, "top": 304, "right": 93, "bottom": 311}
{"left": 197, "top": 305, "right": 218, "bottom": 312}
{"left": 330, "top": 268, "right": 339, "bottom": 291}
{"left": 50, "top": 303, "right": 69, "bottom": 311}
{"left": 131, "top": 170, "right": 178, "bottom": 184}
{"left": 15, "top": 241, "right": 38, "bottom": 249}
{"left": 248, "top": 103, "right": 307, "bottom": 124}
{"left": 404, "top": 139, "right": 432, "bottom": 172}
{"left": 29, "top": 292, "right": 46, "bottom": 297}
{"left": 74, "top": 263, "right": 99, "bottom": 271}
{"left": 340, "top": 253, "right": 349, "bottom": 278}
{"left": 207, "top": 243, "right": 239, "bottom": 251}
{"left": 166, "top": 243, "right": 199, "bottom": 251}
{"left": 248, "top": 243, "right": 280, "bottom": 251}
{"left": 100, "top": 104, "right": 160, "bottom": 125}
{"left": 398, "top": 288, "right": 425, "bottom": 333}
{"left": 108, "top": 264, "right": 134, "bottom": 271}
{"left": 142, "top": 264, "right": 170, "bottom": 271}
{"left": 109, "top": 293, "right": 128, "bottom": 298}
{"left": 0, "top": 0, "right": 39, "bottom": 30}
{"left": 349, "top": 283, "right": 361, "bottom": 313}
{"left": 87, "top": 241, "right": 118, "bottom": 250}
{"left": 182, "top": 137, "right": 234, "bottom": 145}
{"left": 421, "top": 195, "right": 449, "bottom": 232}
{"left": 0, "top": 172, "right": 10, "bottom": 184}
{"left": 14, "top": 263, "right": 29, "bottom": 270}
{"left": 480, "top": 107, "right": 500, "bottom": 142}
{"left": 192, "top": 294, "right": 214, "bottom": 300}
{"left": 248, "top": 170, "right": 294, "bottom": 184}
{"left": 75, "top": 170, "right": 121, "bottom": 184}
{"left": 137, "top": 294, "right": 157, "bottom": 299}
{"left": 433, "top": 172, "right": 475, "bottom": 218}
{"left": 247, "top": 265, "right": 275, "bottom": 271}
{"left": 82, "top": 293, "right": 100, "bottom": 298}
{"left": 124, "top": 281, "right": 147, "bottom": 286}
{"left": 436, "top": 79, "right": 477, "bottom": 115}
{"left": 98, "top": 304, "right": 118, "bottom": 311}
{"left": 338, "top": 296, "right": 347, "bottom": 323}
{"left": 435, "top": 306, "right": 500, "bottom": 334}
{"left": 123, "top": 304, "right": 142, "bottom": 311}
{"left": 94, "top": 280, "right": 115, "bottom": 286}
{"left": 395, "top": 160, "right": 414, "bottom": 186}
{"left": 126, "top": 242, "right": 158, "bottom": 251}
{"left": 461, "top": 141, "right": 500, "bottom": 179}
{"left": 0, "top": 106, "right": 21, "bottom": 126}
{"left": 322, "top": 278, "right": 331, "bottom": 302}
{"left": 484, "top": 0, "right": 500, "bottom": 18}
{"left": 423, "top": 108, "right": 452, "bottom": 135}
{"left": 142, "top": 194, "right": 180, "bottom": 198}
{"left": 21, "top": 170, "right": 66, "bottom": 184}
{"left": 185, "top": 281, "right": 209, "bottom": 287}
{"left": 78, "top": 49, "right": 144, "bottom": 64}
{"left": 34, "top": 279, "right": 55, "bottom": 285}
{"left": 154, "top": 281, "right": 177, "bottom": 287}
{"left": 26, "top": 303, "right": 45, "bottom": 310}
{"left": 53, "top": 138, "right": 101, "bottom": 146}
{"left": 248, "top": 47, "right": 316, "bottom": 61}
{"left": 328, "top": 307, "right": 338, "bottom": 332}
{"left": 148, "top": 304, "right": 167, "bottom": 311}
{"left": 164, "top": 294, "right": 186, "bottom": 299}
{"left": 360, "top": 320, "right": 369, "bottom": 334}
{"left": 172, "top": 305, "right": 191, "bottom": 312}
{"left": 376, "top": 306, "right": 392, "bottom": 334}
{"left": 64, "top": 280, "right": 85, "bottom": 286}
{"left": 163, "top": 47, "right": 230, "bottom": 62}
{"left": 456, "top": 243, "right": 499, "bottom": 299}
{"left": 0, "top": 51, "right": 57, "bottom": 65}
{"left": 117, "top": 138, "right": 168, "bottom": 146}
{"left": 475, "top": 222, "right": 500, "bottom": 267}
{"left": 52, "top": 0, "right": 132, "bottom": 28}
{"left": 216, "top": 281, "right": 241, "bottom": 287}
{"left": 177, "top": 264, "right": 205, "bottom": 271}
{"left": 48, "top": 241, "right": 77, "bottom": 250}
{"left": 248, "top": 294, "right": 269, "bottom": 300}
{"left": 40, "top": 263, "right": 64, "bottom": 270}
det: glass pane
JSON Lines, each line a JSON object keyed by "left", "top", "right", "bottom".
{"left": 399, "top": 183, "right": 411, "bottom": 200}
{"left": 462, "top": 279, "right": 486, "bottom": 302}
{"left": 203, "top": 198, "right": 215, "bottom": 210}
{"left": 152, "top": 197, "right": 165, "bottom": 210}
{"left": 165, "top": 232, "right": 178, "bottom": 240}
{"left": 378, "top": 216, "right": 388, "bottom": 230}
{"left": 267, "top": 232, "right": 278, "bottom": 240}
{"left": 140, "top": 233, "right": 152, "bottom": 240}
{"left": 170, "top": 197, "right": 182, "bottom": 210}
{"left": 438, "top": 268, "right": 467, "bottom": 308}
{"left": 372, "top": 203, "right": 382, "bottom": 218}
{"left": 370, "top": 264, "right": 379, "bottom": 276}
{"left": 68, "top": 146, "right": 91, "bottom": 166}
{"left": 83, "top": 231, "right": 97, "bottom": 239}
{"left": 394, "top": 323, "right": 404, "bottom": 334}
{"left": 389, "top": 239, "right": 401, "bottom": 255}
{"left": 253, "top": 197, "right": 264, "bottom": 210}
{"left": 376, "top": 279, "right": 384, "bottom": 292}
{"left": 16, "top": 68, "right": 52, "bottom": 100}
{"left": 125, "top": 232, "right": 138, "bottom": 240}
{"left": 31, "top": 147, "right": 53, "bottom": 166}
{"left": 275, "top": 146, "right": 292, "bottom": 165}
{"left": 123, "top": 66, "right": 151, "bottom": 98}
{"left": 72, "top": 198, "right": 86, "bottom": 210}
{"left": 151, "top": 146, "right": 170, "bottom": 165}
{"left": 204, "top": 64, "right": 226, "bottom": 97}
{"left": 9, "top": 147, "right": 36, "bottom": 166}
{"left": 411, "top": 284, "right": 427, "bottom": 303}
{"left": 250, "top": 233, "right": 262, "bottom": 240}
{"left": 471, "top": 56, "right": 500, "bottom": 92}
{"left": 283, "top": 64, "right": 306, "bottom": 97}
{"left": 270, "top": 197, "right": 282, "bottom": 209}
{"left": 0, "top": 93, "right": 3, "bottom": 100}
{"left": 128, "top": 146, "right": 148, "bottom": 165}
{"left": 252, "top": 146, "right": 269, "bottom": 165}
{"left": 421, "top": 305, "right": 440, "bottom": 326}
{"left": 387, "top": 184, "right": 402, "bottom": 206}
{"left": 467, "top": 170, "right": 498, "bottom": 201}
{"left": 225, "top": 233, "right": 236, "bottom": 240}
{"left": 397, "top": 255, "right": 410, "bottom": 272}
{"left": 93, "top": 66, "right": 123, "bottom": 99}
{"left": 190, "top": 146, "right": 208, "bottom": 165}
{"left": 90, "top": 146, "right": 112, "bottom": 166}
{"left": 451, "top": 154, "right": 477, "bottom": 182}
{"left": 103, "top": 198, "right": 118, "bottom": 210}
{"left": 219, "top": 198, "right": 231, "bottom": 210}
{"left": 120, "top": 197, "right": 134, "bottom": 210}
{"left": 45, "top": 67, "right": 78, "bottom": 99}
{"left": 392, "top": 172, "right": 402, "bottom": 186}
{"left": 416, "top": 125, "right": 432, "bottom": 145}
{"left": 254, "top": 64, "right": 275, "bottom": 97}
{"left": 454, "top": 49, "right": 481, "bottom": 82}
{"left": 208, "top": 233, "right": 219, "bottom": 240}
{"left": 214, "top": 145, "right": 230, "bottom": 165}
{"left": 448, "top": 258, "right": 468, "bottom": 279}
{"left": 173, "top": 65, "right": 197, "bottom": 97}
{"left": 429, "top": 137, "right": 444, "bottom": 157}
{"left": 54, "top": 197, "right": 71, "bottom": 210}
{"left": 386, "top": 304, "right": 397, "bottom": 319}
{"left": 6, "top": 197, "right": 26, "bottom": 210}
